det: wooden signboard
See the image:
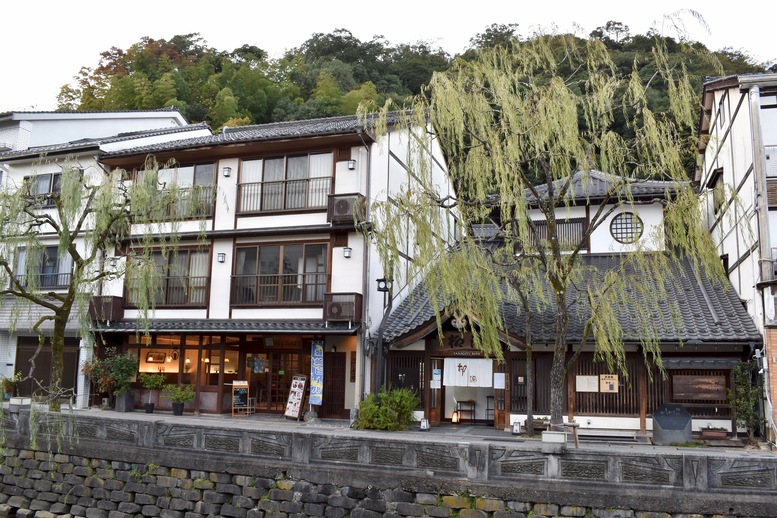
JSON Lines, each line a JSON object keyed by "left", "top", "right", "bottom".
{"left": 672, "top": 375, "right": 727, "bottom": 400}
{"left": 600, "top": 374, "right": 618, "bottom": 393}
{"left": 284, "top": 375, "right": 307, "bottom": 421}
{"left": 232, "top": 380, "right": 250, "bottom": 416}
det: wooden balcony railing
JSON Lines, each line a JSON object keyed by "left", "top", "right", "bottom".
{"left": 237, "top": 177, "right": 331, "bottom": 214}
{"left": 230, "top": 272, "right": 329, "bottom": 306}
{"left": 125, "top": 276, "right": 209, "bottom": 307}
{"left": 16, "top": 272, "right": 72, "bottom": 289}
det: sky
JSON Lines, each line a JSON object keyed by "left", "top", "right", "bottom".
{"left": 2, "top": 1, "right": 775, "bottom": 113}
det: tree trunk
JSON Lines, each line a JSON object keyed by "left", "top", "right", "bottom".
{"left": 49, "top": 316, "right": 67, "bottom": 412}
{"left": 549, "top": 290, "right": 569, "bottom": 427}
{"left": 526, "top": 345, "right": 534, "bottom": 436}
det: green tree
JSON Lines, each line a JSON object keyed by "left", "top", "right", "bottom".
{"left": 728, "top": 360, "right": 762, "bottom": 443}
{"left": 365, "top": 33, "right": 723, "bottom": 427}
{"left": 0, "top": 157, "right": 203, "bottom": 411}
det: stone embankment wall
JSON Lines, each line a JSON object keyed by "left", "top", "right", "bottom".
{"left": 1, "top": 409, "right": 776, "bottom": 518}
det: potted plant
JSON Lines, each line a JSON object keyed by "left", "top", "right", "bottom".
{"left": 1, "top": 374, "right": 18, "bottom": 401}
{"left": 163, "top": 383, "right": 195, "bottom": 415}
{"left": 81, "top": 348, "right": 139, "bottom": 412}
{"left": 139, "top": 373, "right": 167, "bottom": 413}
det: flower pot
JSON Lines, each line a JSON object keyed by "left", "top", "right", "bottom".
{"left": 172, "top": 402, "right": 184, "bottom": 416}
{"left": 114, "top": 392, "right": 135, "bottom": 412}
{"left": 144, "top": 403, "right": 155, "bottom": 414}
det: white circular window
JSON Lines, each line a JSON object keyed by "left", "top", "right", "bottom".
{"left": 610, "top": 212, "right": 643, "bottom": 244}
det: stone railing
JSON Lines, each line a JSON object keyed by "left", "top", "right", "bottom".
{"left": 1, "top": 409, "right": 776, "bottom": 517}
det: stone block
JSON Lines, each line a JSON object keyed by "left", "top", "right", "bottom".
{"left": 303, "top": 503, "right": 325, "bottom": 516}
{"left": 327, "top": 495, "right": 358, "bottom": 509}
{"left": 141, "top": 505, "right": 162, "bottom": 517}
{"left": 8, "top": 496, "right": 31, "bottom": 508}
{"left": 233, "top": 496, "right": 256, "bottom": 509}
{"left": 181, "top": 489, "right": 202, "bottom": 502}
{"left": 216, "top": 483, "right": 243, "bottom": 495}
{"left": 117, "top": 502, "right": 141, "bottom": 514}
{"left": 475, "top": 499, "right": 502, "bottom": 512}
{"left": 184, "top": 513, "right": 206, "bottom": 518}
{"left": 33, "top": 479, "right": 53, "bottom": 492}
{"left": 70, "top": 504, "right": 87, "bottom": 516}
{"left": 202, "top": 490, "right": 228, "bottom": 504}
{"left": 110, "top": 490, "right": 133, "bottom": 503}
{"left": 258, "top": 500, "right": 280, "bottom": 513}
{"left": 85, "top": 508, "right": 109, "bottom": 518}
{"left": 95, "top": 500, "right": 118, "bottom": 511}
{"left": 388, "top": 490, "right": 415, "bottom": 503}
{"left": 77, "top": 497, "right": 97, "bottom": 508}
{"left": 534, "top": 504, "right": 559, "bottom": 517}
{"left": 209, "top": 472, "right": 231, "bottom": 483}
{"left": 360, "top": 498, "right": 387, "bottom": 512}
{"left": 169, "top": 499, "right": 194, "bottom": 512}
{"left": 268, "top": 488, "right": 295, "bottom": 501}
{"left": 634, "top": 514, "right": 669, "bottom": 518}
{"left": 156, "top": 476, "right": 177, "bottom": 488}
{"left": 280, "top": 501, "right": 302, "bottom": 514}
{"left": 395, "top": 502, "right": 425, "bottom": 516}
{"left": 34, "top": 510, "right": 57, "bottom": 518}
{"left": 560, "top": 506, "right": 587, "bottom": 517}
{"left": 28, "top": 499, "right": 51, "bottom": 511}
{"left": 276, "top": 479, "right": 295, "bottom": 490}
{"left": 459, "top": 510, "right": 487, "bottom": 518}
{"left": 324, "top": 507, "right": 347, "bottom": 518}
{"left": 243, "top": 486, "right": 264, "bottom": 500}
{"left": 147, "top": 485, "right": 169, "bottom": 497}
{"left": 15, "top": 510, "right": 35, "bottom": 518}
{"left": 157, "top": 496, "right": 171, "bottom": 509}
{"left": 246, "top": 511, "right": 264, "bottom": 518}
{"left": 193, "top": 501, "right": 222, "bottom": 515}
{"left": 192, "top": 479, "right": 214, "bottom": 490}
{"left": 49, "top": 502, "right": 71, "bottom": 514}
{"left": 427, "top": 507, "right": 451, "bottom": 518}
{"left": 441, "top": 496, "right": 470, "bottom": 509}
{"left": 169, "top": 468, "right": 188, "bottom": 479}
{"left": 341, "top": 486, "right": 366, "bottom": 499}
{"left": 135, "top": 493, "right": 158, "bottom": 505}
{"left": 350, "top": 510, "right": 382, "bottom": 518}
{"left": 415, "top": 493, "right": 437, "bottom": 505}
{"left": 104, "top": 479, "right": 124, "bottom": 491}
{"left": 221, "top": 504, "right": 247, "bottom": 518}
{"left": 159, "top": 510, "right": 185, "bottom": 518}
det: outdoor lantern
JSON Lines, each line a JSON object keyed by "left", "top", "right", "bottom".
{"left": 217, "top": 253, "right": 226, "bottom": 263}
{"left": 512, "top": 420, "right": 522, "bottom": 435}
{"left": 376, "top": 278, "right": 392, "bottom": 292}
{"left": 420, "top": 417, "right": 430, "bottom": 431}
{"left": 451, "top": 410, "right": 460, "bottom": 424}
{"left": 343, "top": 247, "right": 352, "bottom": 259}
{"left": 222, "top": 166, "right": 232, "bottom": 177}
{"left": 347, "top": 159, "right": 356, "bottom": 170}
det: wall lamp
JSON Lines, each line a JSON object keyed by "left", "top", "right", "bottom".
{"left": 222, "top": 166, "right": 232, "bottom": 177}
{"left": 217, "top": 253, "right": 226, "bottom": 263}
{"left": 343, "top": 247, "right": 352, "bottom": 259}
{"left": 347, "top": 159, "right": 356, "bottom": 171}
{"left": 109, "top": 257, "right": 118, "bottom": 268}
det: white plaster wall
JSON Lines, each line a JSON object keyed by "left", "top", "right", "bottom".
{"left": 25, "top": 115, "right": 185, "bottom": 149}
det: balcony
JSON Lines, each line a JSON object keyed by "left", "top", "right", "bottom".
{"left": 89, "top": 296, "right": 124, "bottom": 322}
{"left": 231, "top": 272, "right": 329, "bottom": 306}
{"left": 134, "top": 186, "right": 215, "bottom": 221}
{"left": 323, "top": 292, "right": 363, "bottom": 323}
{"left": 327, "top": 193, "right": 366, "bottom": 225}
{"left": 237, "top": 177, "right": 332, "bottom": 214}
{"left": 15, "top": 272, "right": 72, "bottom": 289}
{"left": 125, "top": 276, "right": 209, "bottom": 307}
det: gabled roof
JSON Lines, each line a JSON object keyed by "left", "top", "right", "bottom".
{"left": 100, "top": 113, "right": 401, "bottom": 159}
{"left": 0, "top": 107, "right": 185, "bottom": 122}
{"left": 524, "top": 170, "right": 679, "bottom": 205}
{"left": 0, "top": 123, "right": 211, "bottom": 161}
{"left": 383, "top": 254, "right": 761, "bottom": 346}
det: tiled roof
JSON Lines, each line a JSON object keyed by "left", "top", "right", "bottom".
{"left": 523, "top": 170, "right": 680, "bottom": 205}
{"left": 383, "top": 254, "right": 762, "bottom": 345}
{"left": 0, "top": 123, "right": 211, "bottom": 160}
{"left": 0, "top": 107, "right": 182, "bottom": 119}
{"left": 101, "top": 112, "right": 402, "bottom": 158}
{"left": 93, "top": 319, "right": 358, "bottom": 334}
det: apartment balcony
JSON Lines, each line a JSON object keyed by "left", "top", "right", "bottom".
{"left": 327, "top": 193, "right": 366, "bottom": 225}
{"left": 133, "top": 186, "right": 216, "bottom": 221}
{"left": 323, "top": 292, "right": 363, "bottom": 323}
{"left": 125, "top": 276, "right": 210, "bottom": 307}
{"left": 230, "top": 272, "right": 329, "bottom": 306}
{"left": 15, "top": 272, "right": 72, "bottom": 289}
{"left": 237, "top": 177, "right": 332, "bottom": 214}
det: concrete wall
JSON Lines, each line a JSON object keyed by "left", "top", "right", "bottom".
{"left": 1, "top": 410, "right": 776, "bottom": 518}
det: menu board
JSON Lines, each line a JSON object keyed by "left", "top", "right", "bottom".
{"left": 283, "top": 375, "right": 307, "bottom": 420}
{"left": 232, "top": 380, "right": 249, "bottom": 416}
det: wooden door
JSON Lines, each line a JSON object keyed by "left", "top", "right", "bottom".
{"left": 320, "top": 352, "right": 347, "bottom": 418}
{"left": 428, "top": 358, "right": 443, "bottom": 425}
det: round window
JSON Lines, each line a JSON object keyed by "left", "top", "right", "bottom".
{"left": 610, "top": 212, "right": 643, "bottom": 244}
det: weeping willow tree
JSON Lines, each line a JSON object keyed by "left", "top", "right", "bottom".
{"left": 0, "top": 155, "right": 204, "bottom": 411}
{"left": 363, "top": 31, "right": 725, "bottom": 426}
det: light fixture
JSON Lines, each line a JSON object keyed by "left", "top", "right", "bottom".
{"left": 185, "top": 358, "right": 191, "bottom": 364}
{"left": 166, "top": 355, "right": 173, "bottom": 363}
{"left": 347, "top": 159, "right": 356, "bottom": 170}
{"left": 343, "top": 247, "right": 352, "bottom": 259}
{"left": 204, "top": 357, "right": 210, "bottom": 363}
{"left": 331, "top": 345, "right": 337, "bottom": 353}
{"left": 109, "top": 257, "right": 118, "bottom": 268}
{"left": 146, "top": 353, "right": 154, "bottom": 363}
{"left": 224, "top": 357, "right": 230, "bottom": 363}
{"left": 217, "top": 253, "right": 226, "bottom": 263}
{"left": 222, "top": 166, "right": 232, "bottom": 177}
{"left": 512, "top": 420, "right": 522, "bottom": 435}
{"left": 420, "top": 417, "right": 430, "bottom": 431}
{"left": 376, "top": 278, "right": 393, "bottom": 293}
{"left": 451, "top": 411, "right": 460, "bottom": 424}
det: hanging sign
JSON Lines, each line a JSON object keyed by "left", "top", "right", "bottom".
{"left": 310, "top": 341, "right": 324, "bottom": 406}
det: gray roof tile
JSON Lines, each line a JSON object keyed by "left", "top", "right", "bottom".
{"left": 94, "top": 319, "right": 358, "bottom": 334}
{"left": 384, "top": 254, "right": 761, "bottom": 345}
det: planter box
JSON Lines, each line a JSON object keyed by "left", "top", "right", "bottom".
{"left": 524, "top": 420, "right": 550, "bottom": 432}
{"left": 701, "top": 429, "right": 727, "bottom": 440}
{"left": 115, "top": 392, "right": 135, "bottom": 412}
{"left": 541, "top": 430, "right": 568, "bottom": 454}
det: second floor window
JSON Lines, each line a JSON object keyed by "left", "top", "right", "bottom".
{"left": 232, "top": 243, "right": 328, "bottom": 305}
{"left": 126, "top": 249, "right": 209, "bottom": 307}
{"left": 15, "top": 245, "right": 72, "bottom": 288}
{"left": 23, "top": 173, "right": 61, "bottom": 207}
{"left": 139, "top": 163, "right": 215, "bottom": 219}
{"left": 239, "top": 153, "right": 332, "bottom": 213}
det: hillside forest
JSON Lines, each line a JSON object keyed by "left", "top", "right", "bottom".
{"left": 56, "top": 23, "right": 773, "bottom": 132}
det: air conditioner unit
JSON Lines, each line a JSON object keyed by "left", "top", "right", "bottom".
{"left": 328, "top": 194, "right": 365, "bottom": 224}
{"left": 323, "top": 292, "right": 363, "bottom": 323}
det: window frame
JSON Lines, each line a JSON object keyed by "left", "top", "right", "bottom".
{"left": 23, "top": 173, "right": 62, "bottom": 207}
{"left": 609, "top": 212, "right": 644, "bottom": 245}
{"left": 231, "top": 241, "right": 329, "bottom": 306}
{"left": 238, "top": 152, "right": 334, "bottom": 214}
{"left": 15, "top": 244, "right": 73, "bottom": 289}
{"left": 125, "top": 247, "right": 211, "bottom": 308}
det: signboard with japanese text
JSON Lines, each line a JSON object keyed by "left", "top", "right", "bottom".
{"left": 576, "top": 375, "right": 599, "bottom": 392}
{"left": 310, "top": 341, "right": 324, "bottom": 406}
{"left": 600, "top": 374, "right": 618, "bottom": 393}
{"left": 284, "top": 375, "right": 307, "bottom": 420}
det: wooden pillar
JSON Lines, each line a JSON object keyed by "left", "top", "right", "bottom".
{"left": 639, "top": 361, "right": 647, "bottom": 433}
{"left": 567, "top": 366, "right": 576, "bottom": 422}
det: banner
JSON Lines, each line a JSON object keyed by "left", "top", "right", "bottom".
{"left": 310, "top": 341, "right": 324, "bottom": 405}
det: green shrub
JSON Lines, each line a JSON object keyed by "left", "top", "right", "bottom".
{"left": 355, "top": 387, "right": 420, "bottom": 431}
